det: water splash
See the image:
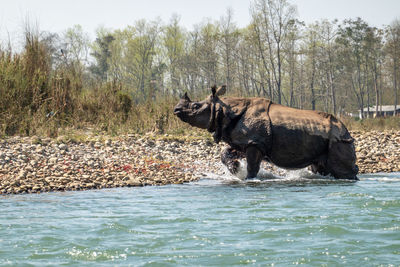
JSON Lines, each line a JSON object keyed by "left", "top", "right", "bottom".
{"left": 207, "top": 160, "right": 338, "bottom": 185}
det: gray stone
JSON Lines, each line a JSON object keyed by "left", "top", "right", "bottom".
{"left": 59, "top": 144, "right": 68, "bottom": 150}
{"left": 94, "top": 142, "right": 102, "bottom": 148}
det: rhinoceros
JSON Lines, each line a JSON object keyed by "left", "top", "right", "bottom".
{"left": 173, "top": 85, "right": 359, "bottom": 180}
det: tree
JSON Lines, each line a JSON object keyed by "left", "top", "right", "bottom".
{"left": 124, "top": 20, "right": 161, "bottom": 100}
{"left": 62, "top": 25, "right": 90, "bottom": 66}
{"left": 337, "top": 18, "right": 371, "bottom": 118}
{"left": 303, "top": 20, "right": 340, "bottom": 114}
{"left": 197, "top": 22, "right": 220, "bottom": 88}
{"left": 90, "top": 28, "right": 115, "bottom": 81}
{"left": 179, "top": 27, "right": 201, "bottom": 94}
{"left": 386, "top": 19, "right": 400, "bottom": 116}
{"left": 285, "top": 19, "right": 302, "bottom": 107}
{"left": 303, "top": 22, "right": 319, "bottom": 110}
{"left": 319, "top": 20, "right": 340, "bottom": 115}
{"left": 218, "top": 8, "right": 240, "bottom": 92}
{"left": 364, "top": 26, "right": 383, "bottom": 116}
{"left": 251, "top": 0, "right": 297, "bottom": 104}
{"left": 163, "top": 14, "right": 185, "bottom": 94}
{"left": 236, "top": 25, "right": 265, "bottom": 97}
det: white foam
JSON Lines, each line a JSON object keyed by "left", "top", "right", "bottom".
{"left": 359, "top": 172, "right": 400, "bottom": 182}
{"left": 200, "top": 163, "right": 400, "bottom": 185}
{"left": 207, "top": 159, "right": 336, "bottom": 184}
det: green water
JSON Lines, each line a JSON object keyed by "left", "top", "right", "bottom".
{"left": 1, "top": 173, "right": 399, "bottom": 266}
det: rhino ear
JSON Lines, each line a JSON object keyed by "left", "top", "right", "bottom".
{"left": 183, "top": 92, "right": 191, "bottom": 102}
{"left": 211, "top": 85, "right": 217, "bottom": 97}
{"left": 216, "top": 85, "right": 226, "bottom": 97}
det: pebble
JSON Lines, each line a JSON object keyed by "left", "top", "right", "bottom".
{"left": 58, "top": 144, "right": 68, "bottom": 150}
{"left": 0, "top": 134, "right": 215, "bottom": 194}
{"left": 0, "top": 130, "right": 399, "bottom": 195}
{"left": 352, "top": 130, "right": 400, "bottom": 174}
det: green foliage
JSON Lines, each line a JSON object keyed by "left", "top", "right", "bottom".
{"left": 1, "top": 5, "right": 400, "bottom": 137}
{"left": 0, "top": 29, "right": 186, "bottom": 137}
{"left": 90, "top": 32, "right": 115, "bottom": 80}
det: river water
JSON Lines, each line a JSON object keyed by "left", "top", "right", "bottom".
{"left": 1, "top": 170, "right": 399, "bottom": 266}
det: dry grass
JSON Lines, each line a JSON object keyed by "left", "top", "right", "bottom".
{"left": 0, "top": 30, "right": 189, "bottom": 138}
{"left": 1, "top": 30, "right": 397, "bottom": 139}
{"left": 341, "top": 116, "right": 400, "bottom": 132}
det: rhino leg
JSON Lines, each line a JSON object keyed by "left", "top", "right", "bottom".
{"left": 246, "top": 146, "right": 263, "bottom": 179}
{"left": 221, "top": 147, "right": 244, "bottom": 175}
{"left": 310, "top": 154, "right": 329, "bottom": 176}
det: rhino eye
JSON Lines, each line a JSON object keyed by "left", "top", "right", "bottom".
{"left": 191, "top": 103, "right": 201, "bottom": 109}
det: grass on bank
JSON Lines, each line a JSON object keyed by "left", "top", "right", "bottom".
{"left": 0, "top": 30, "right": 398, "bottom": 139}
{"left": 341, "top": 116, "right": 400, "bottom": 132}
{"left": 0, "top": 30, "right": 189, "bottom": 138}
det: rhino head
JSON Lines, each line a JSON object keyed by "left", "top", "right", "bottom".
{"left": 173, "top": 85, "right": 226, "bottom": 130}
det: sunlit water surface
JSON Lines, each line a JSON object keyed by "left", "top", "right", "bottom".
{"left": 1, "top": 169, "right": 399, "bottom": 266}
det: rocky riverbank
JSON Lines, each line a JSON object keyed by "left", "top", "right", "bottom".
{"left": 0, "top": 134, "right": 224, "bottom": 194}
{"left": 0, "top": 130, "right": 399, "bottom": 194}
{"left": 353, "top": 130, "right": 400, "bottom": 173}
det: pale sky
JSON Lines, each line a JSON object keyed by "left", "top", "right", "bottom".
{"left": 1, "top": 0, "right": 399, "bottom": 44}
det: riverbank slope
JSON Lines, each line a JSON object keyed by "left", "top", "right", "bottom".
{"left": 0, "top": 130, "right": 399, "bottom": 194}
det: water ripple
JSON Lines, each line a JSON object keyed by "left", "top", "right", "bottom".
{"left": 0, "top": 173, "right": 399, "bottom": 266}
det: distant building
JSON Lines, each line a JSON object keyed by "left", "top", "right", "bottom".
{"left": 359, "top": 105, "right": 400, "bottom": 118}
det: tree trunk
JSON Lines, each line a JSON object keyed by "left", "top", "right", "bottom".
{"left": 394, "top": 59, "right": 398, "bottom": 116}
{"left": 329, "top": 70, "right": 337, "bottom": 115}
{"left": 277, "top": 44, "right": 282, "bottom": 104}
{"left": 379, "top": 63, "right": 383, "bottom": 113}
{"left": 289, "top": 56, "right": 295, "bottom": 107}
{"left": 373, "top": 62, "right": 379, "bottom": 116}
{"left": 366, "top": 60, "right": 370, "bottom": 118}
{"left": 310, "top": 67, "right": 316, "bottom": 110}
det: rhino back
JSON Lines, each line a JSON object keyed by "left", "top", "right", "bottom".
{"left": 268, "top": 104, "right": 331, "bottom": 168}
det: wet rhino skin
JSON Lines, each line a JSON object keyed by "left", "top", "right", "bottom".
{"left": 174, "top": 89, "right": 358, "bottom": 180}
{"left": 218, "top": 97, "right": 358, "bottom": 180}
